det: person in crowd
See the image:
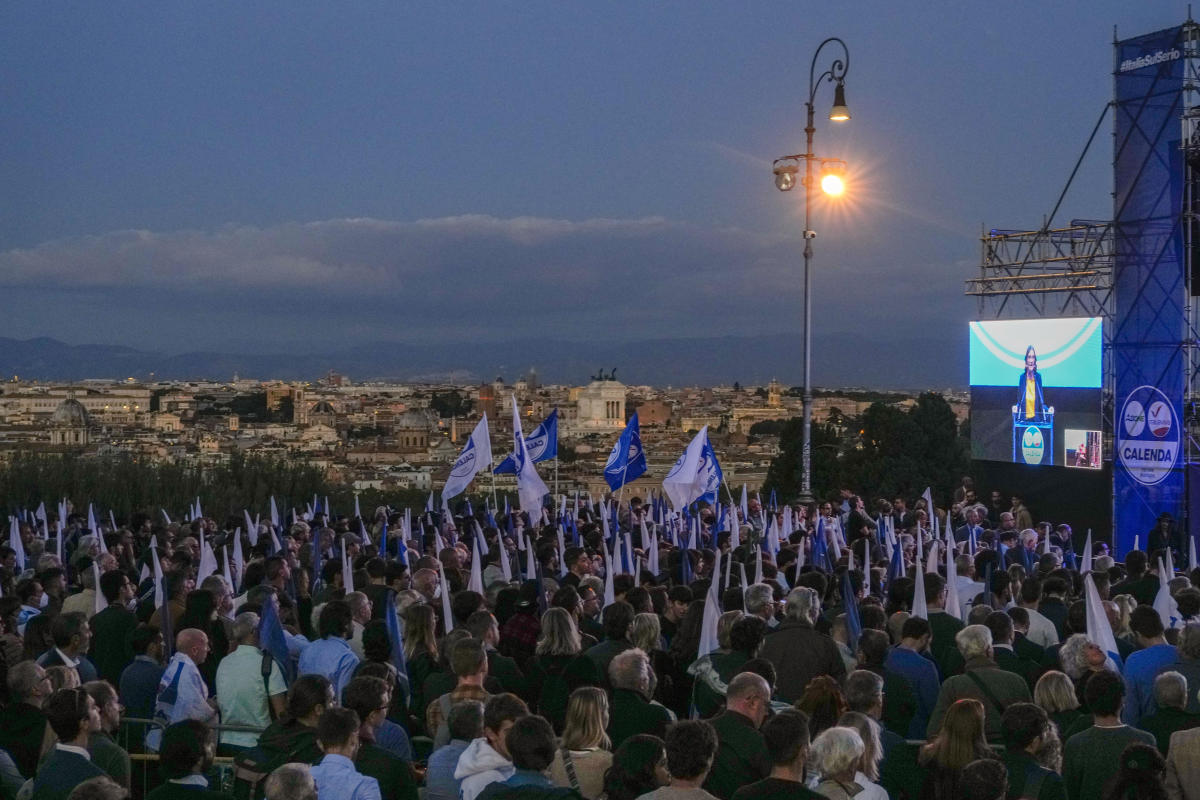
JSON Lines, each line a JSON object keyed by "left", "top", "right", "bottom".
{"left": 702, "top": 672, "right": 772, "bottom": 799}
{"left": 1034, "top": 670, "right": 1084, "bottom": 739}
{"left": 82, "top": 681, "right": 131, "bottom": 788}
{"left": 117, "top": 624, "right": 164, "bottom": 748}
{"left": 145, "top": 719, "right": 231, "bottom": 800}
{"left": 308, "top": 708, "right": 380, "bottom": 800}
{"left": 476, "top": 715, "right": 579, "bottom": 799}
{"left": 809, "top": 725, "right": 867, "bottom": 800}
{"left": 835, "top": 712, "right": 888, "bottom": 800}
{"left": 1063, "top": 669, "right": 1156, "bottom": 800}
{"left": 583, "top": 600, "right": 635, "bottom": 683}
{"left": 1164, "top": 623, "right": 1200, "bottom": 714}
{"left": 264, "top": 764, "right": 318, "bottom": 800}
{"left": 456, "top": 693, "right": 529, "bottom": 800}
{"left": 426, "top": 637, "right": 493, "bottom": 748}
{"left": 918, "top": 699, "right": 995, "bottom": 800}
{"left": 425, "top": 700, "right": 484, "bottom": 800}
{"left": 67, "top": 775, "right": 130, "bottom": 800}
{"left": 759, "top": 587, "right": 845, "bottom": 704}
{"left": 31, "top": 687, "right": 106, "bottom": 800}
{"left": 0, "top": 660, "right": 52, "bottom": 778}
{"left": 178, "top": 589, "right": 230, "bottom": 692}
{"left": 147, "top": 628, "right": 217, "bottom": 751}
{"left": 525, "top": 607, "right": 601, "bottom": 733}
{"left": 999, "top": 702, "right": 1063, "bottom": 800}
{"left": 728, "top": 709, "right": 819, "bottom": 800}
{"left": 600, "top": 734, "right": 667, "bottom": 800}
{"left": 216, "top": 611, "right": 288, "bottom": 754}
{"left": 926, "top": 625, "right": 1031, "bottom": 742}
{"left": 1100, "top": 742, "right": 1166, "bottom": 800}
{"left": 299, "top": 600, "right": 361, "bottom": 701}
{"left": 340, "top": 676, "right": 418, "bottom": 800}
{"left": 38, "top": 611, "right": 99, "bottom": 683}
{"left": 89, "top": 571, "right": 138, "bottom": 686}
{"left": 607, "top": 648, "right": 673, "bottom": 748}
{"left": 844, "top": 668, "right": 921, "bottom": 800}
{"left": 959, "top": 759, "right": 1009, "bottom": 800}
{"left": 466, "top": 611, "right": 528, "bottom": 700}
{"left": 346, "top": 592, "right": 373, "bottom": 660}
{"left": 882, "top": 616, "right": 939, "bottom": 739}
{"left": 400, "top": 604, "right": 438, "bottom": 724}
{"left": 255, "top": 675, "right": 333, "bottom": 770}
{"left": 1123, "top": 605, "right": 1179, "bottom": 726}
{"left": 636, "top": 720, "right": 718, "bottom": 800}
{"left": 1134, "top": 671, "right": 1200, "bottom": 755}
{"left": 548, "top": 687, "right": 612, "bottom": 799}
{"left": 796, "top": 675, "right": 849, "bottom": 741}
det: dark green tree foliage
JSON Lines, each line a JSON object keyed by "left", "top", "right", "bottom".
{"left": 762, "top": 392, "right": 967, "bottom": 503}
{"left": 429, "top": 391, "right": 472, "bottom": 418}
{"left": 0, "top": 452, "right": 426, "bottom": 522}
{"left": 761, "top": 419, "right": 844, "bottom": 503}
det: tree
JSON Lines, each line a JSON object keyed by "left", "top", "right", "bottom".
{"left": 429, "top": 390, "right": 472, "bottom": 419}
{"left": 761, "top": 419, "right": 844, "bottom": 502}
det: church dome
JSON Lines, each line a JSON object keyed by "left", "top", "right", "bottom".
{"left": 50, "top": 398, "right": 89, "bottom": 428}
{"left": 310, "top": 400, "right": 337, "bottom": 416}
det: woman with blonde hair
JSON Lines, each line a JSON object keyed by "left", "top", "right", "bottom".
{"left": 549, "top": 687, "right": 613, "bottom": 799}
{"left": 527, "top": 607, "right": 601, "bottom": 732}
{"left": 918, "top": 698, "right": 995, "bottom": 800}
{"left": 1035, "top": 669, "right": 1084, "bottom": 738}
{"left": 1112, "top": 594, "right": 1137, "bottom": 639}
{"left": 629, "top": 613, "right": 673, "bottom": 709}
{"left": 836, "top": 711, "right": 888, "bottom": 799}
{"left": 401, "top": 603, "right": 438, "bottom": 721}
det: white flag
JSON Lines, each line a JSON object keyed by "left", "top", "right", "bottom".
{"left": 1081, "top": 530, "right": 1093, "bottom": 574}
{"left": 662, "top": 426, "right": 721, "bottom": 510}
{"left": 443, "top": 416, "right": 494, "bottom": 499}
{"left": 697, "top": 549, "right": 723, "bottom": 658}
{"left": 511, "top": 399, "right": 549, "bottom": 513}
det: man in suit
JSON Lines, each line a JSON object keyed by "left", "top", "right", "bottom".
{"left": 90, "top": 570, "right": 139, "bottom": 686}
{"left": 38, "top": 611, "right": 99, "bottom": 683}
{"left": 31, "top": 687, "right": 106, "bottom": 800}
{"left": 146, "top": 720, "right": 232, "bottom": 800}
{"left": 985, "top": 612, "right": 1041, "bottom": 691}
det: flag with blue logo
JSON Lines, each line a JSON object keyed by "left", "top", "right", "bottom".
{"left": 510, "top": 396, "right": 549, "bottom": 512}
{"left": 493, "top": 409, "right": 558, "bottom": 473}
{"left": 604, "top": 413, "right": 648, "bottom": 491}
{"left": 443, "top": 416, "right": 494, "bottom": 499}
{"left": 812, "top": 516, "right": 831, "bottom": 572}
{"left": 662, "top": 426, "right": 723, "bottom": 510}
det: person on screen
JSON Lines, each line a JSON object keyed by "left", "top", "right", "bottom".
{"left": 1074, "top": 442, "right": 1088, "bottom": 467}
{"left": 1016, "top": 345, "right": 1048, "bottom": 422}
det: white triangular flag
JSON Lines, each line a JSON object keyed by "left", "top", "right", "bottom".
{"left": 468, "top": 537, "right": 484, "bottom": 594}
{"left": 912, "top": 567, "right": 928, "bottom": 620}
{"left": 1154, "top": 557, "right": 1180, "bottom": 630}
{"left": 1081, "top": 530, "right": 1093, "bottom": 574}
{"left": 945, "top": 536, "right": 962, "bottom": 620}
{"left": 697, "top": 549, "right": 723, "bottom": 658}
{"left": 439, "top": 563, "right": 455, "bottom": 633}
{"left": 1084, "top": 573, "right": 1122, "bottom": 670}
{"left": 92, "top": 561, "right": 104, "bottom": 616}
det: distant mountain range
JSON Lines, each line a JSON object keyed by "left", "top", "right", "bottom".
{"left": 0, "top": 333, "right": 966, "bottom": 390}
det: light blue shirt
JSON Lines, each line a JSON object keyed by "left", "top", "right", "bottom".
{"left": 298, "top": 636, "right": 360, "bottom": 699}
{"left": 310, "top": 754, "right": 381, "bottom": 800}
{"left": 424, "top": 739, "right": 469, "bottom": 800}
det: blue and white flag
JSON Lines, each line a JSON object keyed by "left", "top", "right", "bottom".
{"left": 604, "top": 413, "right": 648, "bottom": 491}
{"left": 662, "top": 426, "right": 723, "bottom": 510}
{"left": 494, "top": 409, "right": 558, "bottom": 473}
{"left": 443, "top": 415, "right": 494, "bottom": 499}
{"left": 511, "top": 395, "right": 550, "bottom": 512}
{"left": 259, "top": 593, "right": 295, "bottom": 685}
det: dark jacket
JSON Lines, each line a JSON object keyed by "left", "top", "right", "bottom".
{"left": 582, "top": 638, "right": 633, "bottom": 686}
{"left": 525, "top": 653, "right": 602, "bottom": 733}
{"left": 927, "top": 611, "right": 965, "bottom": 677}
{"left": 90, "top": 605, "right": 139, "bottom": 685}
{"left": 607, "top": 688, "right": 672, "bottom": 749}
{"left": 486, "top": 649, "right": 528, "bottom": 701}
{"left": 355, "top": 741, "right": 418, "bottom": 800}
{"left": 758, "top": 620, "right": 846, "bottom": 703}
{"left": 1002, "top": 749, "right": 1064, "bottom": 800}
{"left": 0, "top": 702, "right": 48, "bottom": 778}
{"left": 703, "top": 710, "right": 771, "bottom": 800}
{"left": 30, "top": 747, "right": 106, "bottom": 800}
{"left": 1137, "top": 706, "right": 1200, "bottom": 755}
{"left": 926, "top": 656, "right": 1032, "bottom": 742}
{"left": 146, "top": 781, "right": 235, "bottom": 800}
{"left": 992, "top": 645, "right": 1041, "bottom": 691}
{"left": 255, "top": 718, "right": 322, "bottom": 766}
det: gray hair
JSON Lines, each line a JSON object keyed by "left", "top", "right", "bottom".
{"left": 346, "top": 591, "right": 370, "bottom": 616}
{"left": 745, "top": 584, "right": 775, "bottom": 616}
{"left": 810, "top": 725, "right": 864, "bottom": 779}
{"left": 1180, "top": 624, "right": 1200, "bottom": 661}
{"left": 264, "top": 763, "right": 316, "bottom": 800}
{"left": 843, "top": 670, "right": 884, "bottom": 714}
{"left": 1057, "top": 634, "right": 1091, "bottom": 681}
{"left": 7, "top": 661, "right": 44, "bottom": 702}
{"left": 1155, "top": 671, "right": 1188, "bottom": 710}
{"left": 784, "top": 586, "right": 820, "bottom": 625}
{"left": 234, "top": 612, "right": 260, "bottom": 642}
{"left": 1094, "top": 555, "right": 1115, "bottom": 573}
{"left": 609, "top": 648, "right": 651, "bottom": 695}
{"left": 955, "top": 624, "right": 993, "bottom": 661}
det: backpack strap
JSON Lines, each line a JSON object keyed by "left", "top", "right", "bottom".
{"left": 560, "top": 748, "right": 581, "bottom": 791}
{"left": 963, "top": 669, "right": 1009, "bottom": 716}
{"left": 261, "top": 653, "right": 277, "bottom": 721}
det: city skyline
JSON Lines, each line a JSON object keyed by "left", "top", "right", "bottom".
{"left": 0, "top": 3, "right": 1179, "bottom": 383}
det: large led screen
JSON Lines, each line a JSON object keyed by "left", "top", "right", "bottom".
{"left": 969, "top": 317, "right": 1102, "bottom": 467}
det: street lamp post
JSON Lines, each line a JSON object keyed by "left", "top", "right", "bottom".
{"left": 772, "top": 36, "right": 850, "bottom": 504}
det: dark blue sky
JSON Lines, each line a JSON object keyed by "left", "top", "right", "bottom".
{"left": 0, "top": 2, "right": 1183, "bottom": 363}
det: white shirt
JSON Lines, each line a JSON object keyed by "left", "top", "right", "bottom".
{"left": 54, "top": 743, "right": 91, "bottom": 760}
{"left": 146, "top": 651, "right": 216, "bottom": 751}
{"left": 1023, "top": 605, "right": 1061, "bottom": 648}
{"left": 53, "top": 647, "right": 80, "bottom": 668}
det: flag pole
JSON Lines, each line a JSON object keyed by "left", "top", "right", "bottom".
{"left": 554, "top": 457, "right": 559, "bottom": 499}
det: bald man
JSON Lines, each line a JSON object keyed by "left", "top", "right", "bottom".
{"left": 145, "top": 628, "right": 217, "bottom": 752}
{"left": 704, "top": 672, "right": 774, "bottom": 800}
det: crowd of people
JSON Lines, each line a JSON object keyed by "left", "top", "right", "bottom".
{"left": 0, "top": 476, "right": 1195, "bottom": 800}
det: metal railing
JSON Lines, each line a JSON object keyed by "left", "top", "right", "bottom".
{"left": 117, "top": 717, "right": 267, "bottom": 800}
